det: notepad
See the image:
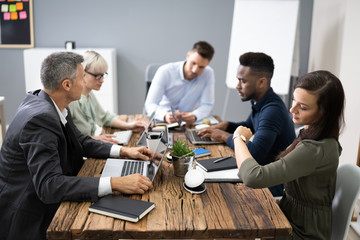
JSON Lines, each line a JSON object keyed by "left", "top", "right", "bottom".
{"left": 89, "top": 195, "right": 155, "bottom": 223}
{"left": 167, "top": 121, "right": 186, "bottom": 129}
{"left": 196, "top": 157, "right": 237, "bottom": 172}
{"left": 193, "top": 148, "right": 211, "bottom": 158}
{"left": 198, "top": 167, "right": 242, "bottom": 183}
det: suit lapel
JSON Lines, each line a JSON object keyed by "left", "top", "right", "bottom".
{"left": 37, "top": 90, "right": 85, "bottom": 175}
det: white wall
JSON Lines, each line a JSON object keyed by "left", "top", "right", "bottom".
{"left": 0, "top": 0, "right": 234, "bottom": 124}
{"left": 309, "top": 0, "right": 360, "bottom": 164}
{"left": 338, "top": 0, "right": 360, "bottom": 164}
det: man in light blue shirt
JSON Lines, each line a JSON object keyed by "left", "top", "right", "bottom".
{"left": 144, "top": 41, "right": 215, "bottom": 126}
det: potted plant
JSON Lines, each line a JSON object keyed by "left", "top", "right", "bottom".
{"left": 170, "top": 139, "right": 195, "bottom": 177}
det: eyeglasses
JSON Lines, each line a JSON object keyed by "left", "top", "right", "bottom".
{"left": 85, "top": 70, "right": 108, "bottom": 80}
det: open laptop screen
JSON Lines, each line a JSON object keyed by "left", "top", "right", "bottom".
{"left": 136, "top": 112, "right": 169, "bottom": 152}
{"left": 101, "top": 144, "right": 168, "bottom": 182}
{"left": 136, "top": 111, "right": 156, "bottom": 146}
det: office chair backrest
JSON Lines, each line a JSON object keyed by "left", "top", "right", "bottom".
{"left": 331, "top": 163, "right": 360, "bottom": 240}
{"left": 145, "top": 63, "right": 162, "bottom": 98}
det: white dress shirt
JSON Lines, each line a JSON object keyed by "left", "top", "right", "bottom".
{"left": 51, "top": 98, "right": 120, "bottom": 197}
{"left": 144, "top": 61, "right": 215, "bottom": 121}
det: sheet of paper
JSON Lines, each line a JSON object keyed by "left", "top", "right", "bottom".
{"left": 196, "top": 166, "right": 241, "bottom": 182}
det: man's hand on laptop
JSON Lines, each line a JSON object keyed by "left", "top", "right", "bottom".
{"left": 209, "top": 121, "right": 229, "bottom": 131}
{"left": 151, "top": 152, "right": 163, "bottom": 166}
{"left": 110, "top": 174, "right": 153, "bottom": 194}
{"left": 92, "top": 134, "right": 119, "bottom": 145}
{"left": 197, "top": 128, "right": 231, "bottom": 142}
{"left": 120, "top": 146, "right": 154, "bottom": 161}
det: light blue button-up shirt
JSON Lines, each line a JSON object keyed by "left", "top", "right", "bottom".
{"left": 144, "top": 61, "right": 215, "bottom": 121}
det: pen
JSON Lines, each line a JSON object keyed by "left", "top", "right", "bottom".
{"left": 171, "top": 106, "right": 183, "bottom": 126}
{"left": 213, "top": 155, "right": 232, "bottom": 163}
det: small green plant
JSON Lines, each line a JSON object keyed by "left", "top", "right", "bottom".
{"left": 170, "top": 139, "right": 195, "bottom": 157}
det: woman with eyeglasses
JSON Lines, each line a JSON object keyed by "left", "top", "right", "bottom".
{"left": 233, "top": 70, "right": 345, "bottom": 239}
{"left": 69, "top": 50, "right": 146, "bottom": 144}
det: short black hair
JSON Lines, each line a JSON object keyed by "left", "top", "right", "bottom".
{"left": 239, "top": 52, "right": 274, "bottom": 82}
{"left": 192, "top": 41, "right": 215, "bottom": 61}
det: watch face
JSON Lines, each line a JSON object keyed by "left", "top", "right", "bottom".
{"left": 240, "top": 135, "right": 246, "bottom": 142}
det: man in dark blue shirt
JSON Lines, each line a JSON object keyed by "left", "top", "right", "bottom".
{"left": 198, "top": 52, "right": 295, "bottom": 196}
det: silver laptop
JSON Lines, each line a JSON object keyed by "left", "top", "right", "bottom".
{"left": 185, "top": 129, "right": 220, "bottom": 145}
{"left": 136, "top": 111, "right": 155, "bottom": 146}
{"left": 136, "top": 112, "right": 170, "bottom": 151}
{"left": 101, "top": 144, "right": 168, "bottom": 182}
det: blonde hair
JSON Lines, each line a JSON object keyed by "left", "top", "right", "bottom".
{"left": 82, "top": 50, "right": 108, "bottom": 73}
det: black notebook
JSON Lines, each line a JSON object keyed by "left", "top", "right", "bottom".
{"left": 89, "top": 195, "right": 155, "bottom": 222}
{"left": 196, "top": 157, "right": 237, "bottom": 172}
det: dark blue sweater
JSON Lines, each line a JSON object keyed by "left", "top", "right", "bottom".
{"left": 226, "top": 88, "right": 296, "bottom": 196}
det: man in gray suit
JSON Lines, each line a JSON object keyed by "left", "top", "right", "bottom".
{"left": 0, "top": 52, "right": 153, "bottom": 240}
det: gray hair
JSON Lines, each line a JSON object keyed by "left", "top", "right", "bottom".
{"left": 41, "top": 51, "right": 84, "bottom": 91}
{"left": 82, "top": 50, "right": 108, "bottom": 73}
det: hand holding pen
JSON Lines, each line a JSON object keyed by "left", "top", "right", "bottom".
{"left": 170, "top": 107, "right": 182, "bottom": 124}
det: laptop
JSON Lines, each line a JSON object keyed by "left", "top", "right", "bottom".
{"left": 136, "top": 112, "right": 170, "bottom": 152}
{"left": 101, "top": 144, "right": 168, "bottom": 182}
{"left": 136, "top": 111, "right": 155, "bottom": 147}
{"left": 185, "top": 129, "right": 221, "bottom": 145}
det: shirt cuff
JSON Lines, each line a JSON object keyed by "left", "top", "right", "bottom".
{"left": 110, "top": 144, "right": 121, "bottom": 157}
{"left": 226, "top": 135, "right": 235, "bottom": 150}
{"left": 98, "top": 176, "right": 112, "bottom": 197}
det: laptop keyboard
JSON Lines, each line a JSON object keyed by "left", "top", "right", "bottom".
{"left": 191, "top": 130, "right": 213, "bottom": 142}
{"left": 113, "top": 130, "right": 132, "bottom": 145}
{"left": 121, "top": 161, "right": 144, "bottom": 176}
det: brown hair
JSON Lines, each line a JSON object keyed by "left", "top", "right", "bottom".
{"left": 277, "top": 70, "right": 345, "bottom": 158}
{"left": 192, "top": 41, "right": 215, "bottom": 61}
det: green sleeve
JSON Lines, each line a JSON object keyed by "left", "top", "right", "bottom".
{"left": 89, "top": 92, "right": 117, "bottom": 127}
{"left": 238, "top": 140, "right": 323, "bottom": 188}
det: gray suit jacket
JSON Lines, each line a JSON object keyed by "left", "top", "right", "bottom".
{"left": 0, "top": 90, "right": 112, "bottom": 240}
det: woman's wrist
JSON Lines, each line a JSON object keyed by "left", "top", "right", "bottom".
{"left": 233, "top": 134, "right": 246, "bottom": 143}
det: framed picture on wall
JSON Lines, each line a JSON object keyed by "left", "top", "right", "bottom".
{"left": 0, "top": 0, "right": 34, "bottom": 48}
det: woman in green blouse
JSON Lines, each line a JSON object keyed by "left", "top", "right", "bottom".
{"left": 233, "top": 70, "right": 345, "bottom": 239}
{"left": 69, "top": 50, "right": 146, "bottom": 144}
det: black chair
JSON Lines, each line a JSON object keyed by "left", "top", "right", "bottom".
{"left": 145, "top": 63, "right": 162, "bottom": 98}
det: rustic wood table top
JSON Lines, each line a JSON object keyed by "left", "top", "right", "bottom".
{"left": 47, "top": 114, "right": 292, "bottom": 240}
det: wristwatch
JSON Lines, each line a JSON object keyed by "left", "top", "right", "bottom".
{"left": 232, "top": 134, "right": 246, "bottom": 143}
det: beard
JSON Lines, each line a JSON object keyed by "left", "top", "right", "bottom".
{"left": 239, "top": 91, "right": 255, "bottom": 102}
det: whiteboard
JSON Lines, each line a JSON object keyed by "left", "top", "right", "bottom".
{"left": 23, "top": 48, "right": 118, "bottom": 113}
{"left": 226, "top": 0, "right": 299, "bottom": 94}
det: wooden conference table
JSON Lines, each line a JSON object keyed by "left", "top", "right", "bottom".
{"left": 47, "top": 114, "right": 292, "bottom": 240}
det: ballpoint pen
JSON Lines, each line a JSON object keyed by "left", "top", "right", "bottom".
{"left": 171, "top": 107, "right": 183, "bottom": 126}
{"left": 213, "top": 155, "right": 232, "bottom": 163}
